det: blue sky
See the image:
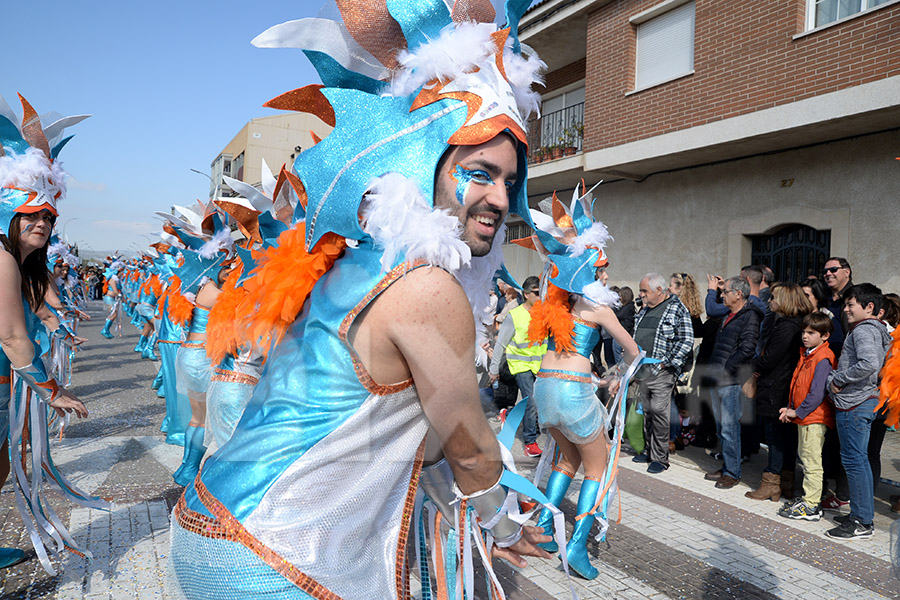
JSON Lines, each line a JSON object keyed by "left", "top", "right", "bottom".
{"left": 2, "top": 0, "right": 324, "bottom": 255}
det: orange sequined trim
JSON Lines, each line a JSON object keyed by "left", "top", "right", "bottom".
{"left": 338, "top": 261, "right": 429, "bottom": 395}
{"left": 552, "top": 465, "right": 576, "bottom": 478}
{"left": 173, "top": 493, "right": 229, "bottom": 539}
{"left": 181, "top": 340, "right": 206, "bottom": 348}
{"left": 211, "top": 368, "right": 259, "bottom": 385}
{"left": 395, "top": 439, "right": 425, "bottom": 599}
{"left": 536, "top": 370, "right": 592, "bottom": 384}
{"left": 193, "top": 475, "right": 344, "bottom": 599}
{"left": 572, "top": 316, "right": 599, "bottom": 329}
{"left": 158, "top": 339, "right": 182, "bottom": 344}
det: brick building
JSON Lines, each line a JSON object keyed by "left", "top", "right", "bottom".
{"left": 504, "top": 0, "right": 900, "bottom": 295}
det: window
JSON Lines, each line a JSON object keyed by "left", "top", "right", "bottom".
{"left": 750, "top": 224, "right": 831, "bottom": 283}
{"left": 807, "top": 0, "right": 892, "bottom": 29}
{"left": 504, "top": 220, "right": 533, "bottom": 244}
{"left": 539, "top": 86, "right": 584, "bottom": 149}
{"left": 633, "top": 1, "right": 695, "bottom": 91}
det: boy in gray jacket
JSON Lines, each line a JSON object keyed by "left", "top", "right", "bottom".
{"left": 825, "top": 283, "right": 892, "bottom": 539}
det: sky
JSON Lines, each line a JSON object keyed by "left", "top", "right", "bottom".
{"left": 2, "top": 0, "right": 327, "bottom": 256}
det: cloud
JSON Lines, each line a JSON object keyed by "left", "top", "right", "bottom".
{"left": 92, "top": 219, "right": 157, "bottom": 234}
{"left": 67, "top": 177, "right": 108, "bottom": 193}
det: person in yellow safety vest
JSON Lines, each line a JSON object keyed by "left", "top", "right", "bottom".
{"left": 490, "top": 276, "right": 548, "bottom": 457}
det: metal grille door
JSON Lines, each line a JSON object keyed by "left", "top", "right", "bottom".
{"left": 751, "top": 224, "right": 831, "bottom": 283}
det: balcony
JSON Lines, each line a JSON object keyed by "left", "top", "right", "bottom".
{"left": 526, "top": 102, "right": 584, "bottom": 164}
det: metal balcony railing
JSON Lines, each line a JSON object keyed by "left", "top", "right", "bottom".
{"left": 526, "top": 102, "right": 584, "bottom": 164}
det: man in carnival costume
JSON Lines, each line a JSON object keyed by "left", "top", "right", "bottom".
{"left": 166, "top": 1, "right": 573, "bottom": 599}
{"left": 0, "top": 93, "right": 110, "bottom": 573}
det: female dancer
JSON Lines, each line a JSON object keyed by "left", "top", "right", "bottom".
{"left": 520, "top": 189, "right": 640, "bottom": 580}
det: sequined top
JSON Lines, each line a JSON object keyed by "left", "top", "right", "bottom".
{"left": 183, "top": 239, "right": 429, "bottom": 598}
{"left": 548, "top": 316, "right": 600, "bottom": 359}
{"left": 187, "top": 307, "right": 210, "bottom": 334}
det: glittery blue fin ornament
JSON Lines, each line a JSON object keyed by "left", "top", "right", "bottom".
{"left": 234, "top": 245, "right": 257, "bottom": 288}
{"left": 0, "top": 115, "right": 27, "bottom": 154}
{"left": 172, "top": 250, "right": 227, "bottom": 296}
{"left": 385, "top": 0, "right": 452, "bottom": 49}
{"left": 295, "top": 88, "right": 467, "bottom": 249}
{"left": 258, "top": 212, "right": 288, "bottom": 247}
{"left": 303, "top": 50, "right": 386, "bottom": 95}
{"left": 505, "top": 0, "right": 533, "bottom": 53}
{"left": 50, "top": 136, "right": 75, "bottom": 160}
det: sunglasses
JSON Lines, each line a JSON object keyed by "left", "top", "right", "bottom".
{"left": 526, "top": 289, "right": 540, "bottom": 295}
{"left": 824, "top": 266, "right": 843, "bottom": 274}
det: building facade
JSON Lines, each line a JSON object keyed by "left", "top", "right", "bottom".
{"left": 506, "top": 0, "right": 900, "bottom": 295}
{"left": 209, "top": 112, "right": 332, "bottom": 198}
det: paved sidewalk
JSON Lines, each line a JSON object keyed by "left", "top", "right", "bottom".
{"left": 0, "top": 301, "right": 897, "bottom": 599}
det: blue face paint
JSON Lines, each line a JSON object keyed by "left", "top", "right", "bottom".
{"left": 448, "top": 163, "right": 513, "bottom": 206}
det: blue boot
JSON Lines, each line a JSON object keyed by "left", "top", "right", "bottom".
{"left": 142, "top": 343, "right": 158, "bottom": 361}
{"left": 536, "top": 468, "right": 573, "bottom": 553}
{"left": 0, "top": 548, "right": 25, "bottom": 568}
{"left": 174, "top": 426, "right": 207, "bottom": 487}
{"left": 134, "top": 335, "right": 148, "bottom": 353}
{"left": 100, "top": 319, "right": 114, "bottom": 339}
{"left": 566, "top": 478, "right": 601, "bottom": 580}
{"left": 172, "top": 426, "right": 197, "bottom": 482}
{"left": 151, "top": 368, "right": 164, "bottom": 390}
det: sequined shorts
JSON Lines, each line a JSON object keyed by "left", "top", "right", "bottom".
{"left": 534, "top": 369, "right": 608, "bottom": 444}
{"left": 103, "top": 296, "right": 115, "bottom": 306}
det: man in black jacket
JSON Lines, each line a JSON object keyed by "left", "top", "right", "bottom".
{"left": 703, "top": 277, "right": 764, "bottom": 489}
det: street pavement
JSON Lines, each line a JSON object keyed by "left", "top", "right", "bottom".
{"left": 0, "top": 300, "right": 898, "bottom": 599}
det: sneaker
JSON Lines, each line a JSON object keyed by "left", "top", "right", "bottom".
{"left": 710, "top": 452, "right": 724, "bottom": 461}
{"left": 499, "top": 408, "right": 508, "bottom": 425}
{"left": 647, "top": 461, "right": 668, "bottom": 474}
{"left": 832, "top": 513, "right": 852, "bottom": 525}
{"left": 778, "top": 500, "right": 821, "bottom": 521}
{"left": 821, "top": 494, "right": 849, "bottom": 511}
{"left": 825, "top": 517, "right": 873, "bottom": 540}
{"left": 631, "top": 453, "right": 649, "bottom": 463}
{"left": 523, "top": 443, "right": 542, "bottom": 457}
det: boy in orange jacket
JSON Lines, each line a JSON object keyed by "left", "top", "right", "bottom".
{"left": 778, "top": 312, "right": 836, "bottom": 521}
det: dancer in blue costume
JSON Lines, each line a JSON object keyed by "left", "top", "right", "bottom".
{"left": 169, "top": 211, "right": 232, "bottom": 487}
{"left": 517, "top": 187, "right": 643, "bottom": 580}
{"left": 167, "top": 2, "right": 561, "bottom": 598}
{"left": 0, "top": 93, "right": 110, "bottom": 573}
{"left": 99, "top": 258, "right": 123, "bottom": 339}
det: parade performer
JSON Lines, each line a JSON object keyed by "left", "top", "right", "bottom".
{"left": 134, "top": 258, "right": 162, "bottom": 360}
{"left": 99, "top": 257, "right": 123, "bottom": 338}
{"left": 518, "top": 187, "right": 642, "bottom": 580}
{"left": 167, "top": 2, "right": 563, "bottom": 598}
{"left": 154, "top": 250, "right": 192, "bottom": 445}
{"left": 0, "top": 93, "right": 110, "bottom": 573}
{"left": 170, "top": 211, "right": 232, "bottom": 487}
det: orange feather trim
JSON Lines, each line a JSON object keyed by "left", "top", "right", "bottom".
{"left": 205, "top": 260, "right": 249, "bottom": 364}
{"left": 102, "top": 281, "right": 109, "bottom": 295}
{"left": 236, "top": 225, "right": 346, "bottom": 358}
{"left": 527, "top": 283, "right": 575, "bottom": 353}
{"left": 165, "top": 276, "right": 195, "bottom": 327}
{"left": 877, "top": 327, "right": 900, "bottom": 428}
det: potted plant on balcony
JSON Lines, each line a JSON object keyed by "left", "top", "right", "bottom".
{"left": 532, "top": 146, "right": 546, "bottom": 163}
{"left": 561, "top": 125, "right": 579, "bottom": 156}
{"left": 549, "top": 143, "right": 563, "bottom": 160}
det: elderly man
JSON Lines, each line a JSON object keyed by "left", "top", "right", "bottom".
{"left": 703, "top": 277, "right": 764, "bottom": 489}
{"left": 631, "top": 273, "right": 694, "bottom": 473}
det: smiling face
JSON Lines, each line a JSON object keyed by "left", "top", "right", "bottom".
{"left": 433, "top": 135, "right": 517, "bottom": 257}
{"left": 823, "top": 259, "right": 851, "bottom": 293}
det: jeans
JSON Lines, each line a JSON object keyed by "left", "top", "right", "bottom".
{"left": 835, "top": 396, "right": 877, "bottom": 525}
{"left": 514, "top": 370, "right": 539, "bottom": 445}
{"left": 760, "top": 416, "right": 785, "bottom": 474}
{"left": 710, "top": 385, "right": 743, "bottom": 479}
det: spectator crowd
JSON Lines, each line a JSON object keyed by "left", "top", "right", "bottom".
{"left": 484, "top": 257, "right": 899, "bottom": 541}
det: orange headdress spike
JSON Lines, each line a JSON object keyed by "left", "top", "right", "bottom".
{"left": 335, "top": 0, "right": 406, "bottom": 70}
{"left": 18, "top": 94, "right": 50, "bottom": 158}
{"left": 264, "top": 85, "right": 336, "bottom": 127}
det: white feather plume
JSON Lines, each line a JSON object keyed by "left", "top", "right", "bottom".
{"left": 361, "top": 172, "right": 471, "bottom": 273}
{"left": 569, "top": 221, "right": 611, "bottom": 258}
{"left": 198, "top": 228, "right": 234, "bottom": 260}
{"left": 582, "top": 280, "right": 621, "bottom": 308}
{"left": 0, "top": 147, "right": 68, "bottom": 200}
{"left": 391, "top": 22, "right": 500, "bottom": 97}
{"left": 503, "top": 41, "right": 546, "bottom": 120}
{"left": 48, "top": 241, "right": 68, "bottom": 259}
